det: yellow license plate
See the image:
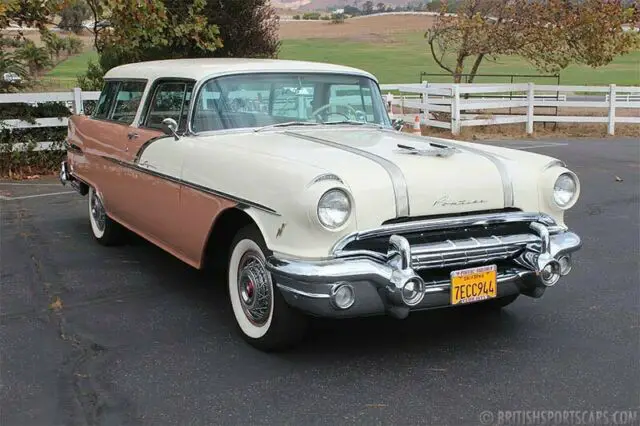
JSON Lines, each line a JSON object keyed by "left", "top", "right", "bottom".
{"left": 450, "top": 265, "right": 497, "bottom": 305}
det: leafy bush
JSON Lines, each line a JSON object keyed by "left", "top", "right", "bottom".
{"left": 331, "top": 13, "right": 345, "bottom": 23}
{"left": 65, "top": 36, "right": 84, "bottom": 55}
{"left": 293, "top": 15, "right": 300, "bottom": 20}
{"left": 0, "top": 102, "right": 71, "bottom": 177}
{"left": 302, "top": 12, "right": 321, "bottom": 20}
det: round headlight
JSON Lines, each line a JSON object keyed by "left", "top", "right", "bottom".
{"left": 317, "top": 189, "right": 351, "bottom": 229}
{"left": 553, "top": 173, "right": 578, "bottom": 208}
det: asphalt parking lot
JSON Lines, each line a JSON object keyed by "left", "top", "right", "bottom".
{"left": 1, "top": 138, "right": 639, "bottom": 426}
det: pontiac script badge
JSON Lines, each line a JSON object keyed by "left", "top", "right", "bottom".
{"left": 433, "top": 195, "right": 488, "bottom": 207}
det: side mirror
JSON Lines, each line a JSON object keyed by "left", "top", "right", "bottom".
{"left": 391, "top": 119, "right": 405, "bottom": 131}
{"left": 161, "top": 118, "right": 180, "bottom": 140}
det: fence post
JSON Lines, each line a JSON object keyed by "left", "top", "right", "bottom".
{"left": 385, "top": 92, "right": 394, "bottom": 118}
{"left": 607, "top": 84, "right": 616, "bottom": 136}
{"left": 526, "top": 82, "right": 534, "bottom": 135}
{"left": 422, "top": 85, "right": 430, "bottom": 124}
{"left": 72, "top": 87, "right": 83, "bottom": 115}
{"left": 451, "top": 84, "right": 460, "bottom": 135}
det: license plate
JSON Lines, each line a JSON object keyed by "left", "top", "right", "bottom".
{"left": 450, "top": 265, "right": 497, "bottom": 305}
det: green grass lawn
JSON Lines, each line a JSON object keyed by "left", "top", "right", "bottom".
{"left": 45, "top": 33, "right": 639, "bottom": 87}
{"left": 279, "top": 33, "right": 640, "bottom": 85}
{"left": 46, "top": 50, "right": 98, "bottom": 79}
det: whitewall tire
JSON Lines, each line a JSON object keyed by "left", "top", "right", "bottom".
{"left": 88, "top": 186, "right": 124, "bottom": 246}
{"left": 228, "top": 225, "right": 308, "bottom": 351}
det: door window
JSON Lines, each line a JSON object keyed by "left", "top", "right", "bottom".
{"left": 143, "top": 81, "right": 195, "bottom": 131}
{"left": 92, "top": 81, "right": 119, "bottom": 119}
{"left": 110, "top": 81, "right": 147, "bottom": 124}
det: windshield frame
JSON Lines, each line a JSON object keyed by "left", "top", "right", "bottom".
{"left": 186, "top": 71, "right": 392, "bottom": 136}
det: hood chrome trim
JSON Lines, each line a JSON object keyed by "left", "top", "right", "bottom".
{"left": 380, "top": 130, "right": 515, "bottom": 208}
{"left": 284, "top": 131, "right": 411, "bottom": 217}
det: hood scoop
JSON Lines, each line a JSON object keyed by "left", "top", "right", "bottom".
{"left": 395, "top": 143, "right": 459, "bottom": 158}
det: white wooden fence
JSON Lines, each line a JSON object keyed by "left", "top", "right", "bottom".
{"left": 1, "top": 85, "right": 638, "bottom": 151}
{"left": 380, "top": 83, "right": 640, "bottom": 135}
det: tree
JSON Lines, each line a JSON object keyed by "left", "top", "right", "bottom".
{"left": 376, "top": 2, "right": 385, "bottom": 12}
{"left": 362, "top": 1, "right": 374, "bottom": 14}
{"left": 58, "top": 0, "right": 91, "bottom": 34}
{"left": 0, "top": 50, "right": 28, "bottom": 92}
{"left": 41, "top": 30, "right": 67, "bottom": 61}
{"left": 1, "top": 0, "right": 65, "bottom": 90}
{"left": 164, "top": 0, "right": 280, "bottom": 59}
{"left": 425, "top": 0, "right": 640, "bottom": 83}
{"left": 91, "top": 0, "right": 222, "bottom": 73}
{"left": 16, "top": 41, "right": 52, "bottom": 76}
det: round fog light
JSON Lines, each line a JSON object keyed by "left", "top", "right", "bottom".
{"left": 401, "top": 277, "right": 425, "bottom": 307}
{"left": 558, "top": 255, "right": 572, "bottom": 275}
{"left": 331, "top": 283, "right": 355, "bottom": 310}
{"left": 540, "top": 261, "right": 560, "bottom": 286}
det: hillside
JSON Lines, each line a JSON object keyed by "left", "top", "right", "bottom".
{"left": 273, "top": 0, "right": 414, "bottom": 11}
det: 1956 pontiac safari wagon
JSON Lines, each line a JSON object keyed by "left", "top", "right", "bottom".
{"left": 60, "top": 58, "right": 582, "bottom": 351}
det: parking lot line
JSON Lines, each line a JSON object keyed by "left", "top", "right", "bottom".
{"left": 0, "top": 182, "right": 63, "bottom": 187}
{"left": 515, "top": 143, "right": 570, "bottom": 150}
{"left": 0, "top": 191, "right": 76, "bottom": 201}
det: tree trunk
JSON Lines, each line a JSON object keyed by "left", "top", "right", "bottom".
{"left": 467, "top": 54, "right": 485, "bottom": 84}
{"left": 453, "top": 54, "right": 465, "bottom": 83}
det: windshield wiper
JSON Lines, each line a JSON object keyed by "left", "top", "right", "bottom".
{"left": 254, "top": 121, "right": 319, "bottom": 132}
{"left": 323, "top": 120, "right": 384, "bottom": 128}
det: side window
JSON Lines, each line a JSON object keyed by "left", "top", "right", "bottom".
{"left": 110, "top": 81, "right": 147, "bottom": 124}
{"left": 92, "top": 81, "right": 119, "bottom": 119}
{"left": 144, "top": 81, "right": 194, "bottom": 131}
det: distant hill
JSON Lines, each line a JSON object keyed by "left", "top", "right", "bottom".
{"left": 272, "top": 0, "right": 416, "bottom": 11}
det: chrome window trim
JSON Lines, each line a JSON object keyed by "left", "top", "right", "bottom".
{"left": 186, "top": 71, "right": 386, "bottom": 137}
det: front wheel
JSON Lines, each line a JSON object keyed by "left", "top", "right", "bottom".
{"left": 88, "top": 186, "right": 125, "bottom": 246}
{"left": 228, "top": 225, "right": 308, "bottom": 351}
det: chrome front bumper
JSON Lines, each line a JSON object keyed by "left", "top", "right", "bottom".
{"left": 266, "top": 214, "right": 582, "bottom": 319}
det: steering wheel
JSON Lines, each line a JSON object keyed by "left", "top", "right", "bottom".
{"left": 311, "top": 103, "right": 360, "bottom": 122}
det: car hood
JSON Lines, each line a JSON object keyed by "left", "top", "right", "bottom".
{"left": 187, "top": 126, "right": 558, "bottom": 228}
{"left": 276, "top": 127, "right": 556, "bottom": 218}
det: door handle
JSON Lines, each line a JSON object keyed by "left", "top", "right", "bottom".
{"left": 127, "top": 132, "right": 139, "bottom": 140}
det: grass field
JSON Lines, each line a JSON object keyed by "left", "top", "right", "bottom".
{"left": 279, "top": 32, "right": 640, "bottom": 85}
{"left": 44, "top": 15, "right": 639, "bottom": 87}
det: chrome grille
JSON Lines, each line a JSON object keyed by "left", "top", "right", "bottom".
{"left": 410, "top": 234, "right": 540, "bottom": 270}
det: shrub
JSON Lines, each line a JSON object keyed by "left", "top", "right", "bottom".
{"left": 331, "top": 13, "right": 345, "bottom": 24}
{"left": 0, "top": 102, "right": 71, "bottom": 177}
{"left": 302, "top": 12, "right": 321, "bottom": 20}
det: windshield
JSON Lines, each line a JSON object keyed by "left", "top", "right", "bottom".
{"left": 190, "top": 72, "right": 391, "bottom": 132}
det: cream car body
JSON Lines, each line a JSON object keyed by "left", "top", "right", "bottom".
{"left": 60, "top": 58, "right": 582, "bottom": 351}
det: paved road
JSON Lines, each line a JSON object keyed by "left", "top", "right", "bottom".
{"left": 1, "top": 138, "right": 639, "bottom": 426}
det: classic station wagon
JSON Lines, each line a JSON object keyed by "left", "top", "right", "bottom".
{"left": 60, "top": 58, "right": 582, "bottom": 351}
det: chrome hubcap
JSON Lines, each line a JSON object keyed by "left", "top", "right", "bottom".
{"left": 237, "top": 252, "right": 272, "bottom": 325}
{"left": 90, "top": 190, "right": 106, "bottom": 232}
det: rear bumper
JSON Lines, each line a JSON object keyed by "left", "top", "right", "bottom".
{"left": 60, "top": 161, "right": 88, "bottom": 195}
{"left": 266, "top": 221, "right": 582, "bottom": 319}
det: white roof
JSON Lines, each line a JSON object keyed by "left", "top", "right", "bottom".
{"left": 103, "top": 58, "right": 378, "bottom": 82}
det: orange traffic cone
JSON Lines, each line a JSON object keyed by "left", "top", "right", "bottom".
{"left": 412, "top": 115, "right": 421, "bottom": 135}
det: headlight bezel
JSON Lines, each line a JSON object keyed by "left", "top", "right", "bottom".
{"left": 551, "top": 171, "right": 580, "bottom": 210}
{"left": 316, "top": 188, "right": 352, "bottom": 230}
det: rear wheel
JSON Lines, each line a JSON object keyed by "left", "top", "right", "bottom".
{"left": 227, "top": 225, "right": 308, "bottom": 351}
{"left": 88, "top": 186, "right": 125, "bottom": 246}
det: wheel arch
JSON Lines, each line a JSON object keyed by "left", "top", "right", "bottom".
{"left": 200, "top": 206, "right": 271, "bottom": 271}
